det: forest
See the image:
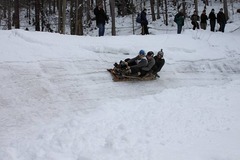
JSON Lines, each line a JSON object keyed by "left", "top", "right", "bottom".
{"left": 0, "top": 0, "right": 239, "bottom": 35}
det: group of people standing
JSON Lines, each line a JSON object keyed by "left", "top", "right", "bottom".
{"left": 174, "top": 8, "right": 227, "bottom": 34}
{"left": 94, "top": 3, "right": 149, "bottom": 36}
{"left": 94, "top": 2, "right": 227, "bottom": 36}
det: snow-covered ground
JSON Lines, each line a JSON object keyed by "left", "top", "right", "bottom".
{"left": 1, "top": 2, "right": 240, "bottom": 160}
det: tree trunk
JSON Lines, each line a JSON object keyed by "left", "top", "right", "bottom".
{"left": 110, "top": 0, "right": 116, "bottom": 36}
{"left": 182, "top": 0, "right": 186, "bottom": 16}
{"left": 156, "top": 0, "right": 160, "bottom": 19}
{"left": 164, "top": 0, "right": 168, "bottom": 25}
{"left": 75, "top": 0, "right": 83, "bottom": 35}
{"left": 194, "top": 0, "right": 198, "bottom": 14}
{"left": 14, "top": 0, "right": 20, "bottom": 29}
{"left": 35, "top": 0, "right": 40, "bottom": 31}
{"left": 58, "top": 0, "right": 62, "bottom": 33}
{"left": 150, "top": 0, "right": 156, "bottom": 21}
{"left": 86, "top": 0, "right": 91, "bottom": 27}
{"left": 223, "top": 0, "right": 229, "bottom": 20}
{"left": 7, "top": 0, "right": 12, "bottom": 30}
{"left": 70, "top": 0, "right": 76, "bottom": 34}
{"left": 79, "top": 0, "right": 83, "bottom": 35}
{"left": 62, "top": 0, "right": 66, "bottom": 34}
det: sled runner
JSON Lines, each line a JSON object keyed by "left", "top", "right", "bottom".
{"left": 107, "top": 68, "right": 157, "bottom": 82}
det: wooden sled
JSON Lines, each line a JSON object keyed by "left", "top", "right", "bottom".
{"left": 107, "top": 68, "right": 157, "bottom": 82}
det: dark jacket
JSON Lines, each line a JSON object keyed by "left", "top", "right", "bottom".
{"left": 209, "top": 12, "right": 216, "bottom": 22}
{"left": 191, "top": 14, "right": 200, "bottom": 22}
{"left": 217, "top": 11, "right": 226, "bottom": 24}
{"left": 152, "top": 56, "right": 165, "bottom": 73}
{"left": 174, "top": 12, "right": 184, "bottom": 26}
{"left": 141, "top": 10, "right": 148, "bottom": 25}
{"left": 200, "top": 13, "right": 208, "bottom": 24}
{"left": 94, "top": 7, "right": 108, "bottom": 25}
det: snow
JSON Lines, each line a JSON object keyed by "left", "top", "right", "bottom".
{"left": 1, "top": 4, "right": 240, "bottom": 160}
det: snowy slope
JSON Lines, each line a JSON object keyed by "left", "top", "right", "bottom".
{"left": 0, "top": 28, "right": 240, "bottom": 160}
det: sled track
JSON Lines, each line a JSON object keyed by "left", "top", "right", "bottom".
{"left": 1, "top": 57, "right": 240, "bottom": 103}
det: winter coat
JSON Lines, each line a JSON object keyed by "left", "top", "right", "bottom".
{"left": 94, "top": 7, "right": 108, "bottom": 26}
{"left": 209, "top": 12, "right": 216, "bottom": 22}
{"left": 200, "top": 13, "right": 208, "bottom": 24}
{"left": 142, "top": 57, "right": 155, "bottom": 72}
{"left": 152, "top": 56, "right": 165, "bottom": 73}
{"left": 127, "top": 56, "right": 148, "bottom": 70}
{"left": 174, "top": 12, "right": 185, "bottom": 26}
{"left": 217, "top": 11, "right": 226, "bottom": 24}
{"left": 191, "top": 14, "right": 200, "bottom": 22}
{"left": 141, "top": 10, "right": 148, "bottom": 25}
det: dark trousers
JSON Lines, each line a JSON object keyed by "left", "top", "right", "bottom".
{"left": 141, "top": 24, "right": 149, "bottom": 35}
{"left": 210, "top": 21, "right": 216, "bottom": 32}
{"left": 97, "top": 23, "right": 105, "bottom": 36}
{"left": 219, "top": 22, "right": 226, "bottom": 32}
{"left": 177, "top": 25, "right": 183, "bottom": 34}
{"left": 192, "top": 21, "right": 199, "bottom": 30}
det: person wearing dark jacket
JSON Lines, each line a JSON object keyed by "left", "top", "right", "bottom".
{"left": 191, "top": 10, "right": 200, "bottom": 30}
{"left": 141, "top": 8, "right": 149, "bottom": 35}
{"left": 217, "top": 8, "right": 227, "bottom": 32}
{"left": 200, "top": 10, "right": 208, "bottom": 30}
{"left": 209, "top": 9, "right": 217, "bottom": 32}
{"left": 174, "top": 10, "right": 185, "bottom": 34}
{"left": 94, "top": 3, "right": 108, "bottom": 36}
{"left": 151, "top": 50, "right": 165, "bottom": 77}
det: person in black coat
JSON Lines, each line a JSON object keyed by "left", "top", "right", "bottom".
{"left": 141, "top": 8, "right": 149, "bottom": 35}
{"left": 152, "top": 50, "right": 165, "bottom": 77}
{"left": 94, "top": 3, "right": 108, "bottom": 36}
{"left": 209, "top": 9, "right": 217, "bottom": 32}
{"left": 200, "top": 10, "right": 208, "bottom": 30}
{"left": 217, "top": 8, "right": 227, "bottom": 32}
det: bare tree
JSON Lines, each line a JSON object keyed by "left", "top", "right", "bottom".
{"left": 7, "top": 0, "right": 12, "bottom": 30}
{"left": 62, "top": 0, "right": 66, "bottom": 33}
{"left": 35, "top": 0, "right": 40, "bottom": 31}
{"left": 223, "top": 0, "right": 229, "bottom": 20}
{"left": 75, "top": 0, "right": 83, "bottom": 35}
{"left": 14, "top": 0, "right": 20, "bottom": 28}
{"left": 156, "top": 0, "right": 160, "bottom": 19}
{"left": 110, "top": 0, "right": 116, "bottom": 35}
{"left": 164, "top": 0, "right": 168, "bottom": 25}
{"left": 150, "top": 0, "right": 156, "bottom": 21}
{"left": 70, "top": 0, "right": 76, "bottom": 34}
{"left": 194, "top": 0, "right": 198, "bottom": 14}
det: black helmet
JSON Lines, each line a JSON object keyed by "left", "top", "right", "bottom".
{"left": 147, "top": 51, "right": 154, "bottom": 57}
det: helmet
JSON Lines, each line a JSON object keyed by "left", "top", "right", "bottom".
{"left": 139, "top": 50, "right": 146, "bottom": 56}
{"left": 157, "top": 50, "right": 164, "bottom": 56}
{"left": 147, "top": 51, "right": 154, "bottom": 57}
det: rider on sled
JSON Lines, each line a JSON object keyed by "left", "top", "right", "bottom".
{"left": 114, "top": 49, "right": 155, "bottom": 76}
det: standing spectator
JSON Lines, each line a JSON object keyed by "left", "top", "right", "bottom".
{"left": 200, "top": 10, "right": 208, "bottom": 30}
{"left": 191, "top": 10, "right": 200, "bottom": 30}
{"left": 217, "top": 8, "right": 227, "bottom": 32}
{"left": 141, "top": 8, "right": 149, "bottom": 35}
{"left": 94, "top": 3, "right": 108, "bottom": 36}
{"left": 209, "top": 9, "right": 217, "bottom": 32}
{"left": 174, "top": 10, "right": 185, "bottom": 34}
